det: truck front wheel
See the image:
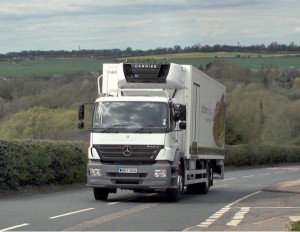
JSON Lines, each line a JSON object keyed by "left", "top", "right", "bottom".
{"left": 93, "top": 187, "right": 109, "bottom": 201}
{"left": 166, "top": 167, "right": 184, "bottom": 202}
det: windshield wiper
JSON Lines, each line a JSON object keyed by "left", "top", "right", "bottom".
{"left": 99, "top": 123, "right": 135, "bottom": 132}
{"left": 134, "top": 125, "right": 163, "bottom": 133}
{"left": 134, "top": 127, "right": 146, "bottom": 133}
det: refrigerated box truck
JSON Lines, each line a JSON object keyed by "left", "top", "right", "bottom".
{"left": 78, "top": 62, "right": 226, "bottom": 202}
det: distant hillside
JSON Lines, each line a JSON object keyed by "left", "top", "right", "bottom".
{"left": 1, "top": 42, "right": 299, "bottom": 59}
{"left": 1, "top": 52, "right": 300, "bottom": 78}
{"left": 0, "top": 54, "right": 299, "bottom": 146}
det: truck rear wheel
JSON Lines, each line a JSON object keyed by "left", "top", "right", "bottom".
{"left": 199, "top": 165, "right": 211, "bottom": 194}
{"left": 93, "top": 187, "right": 109, "bottom": 201}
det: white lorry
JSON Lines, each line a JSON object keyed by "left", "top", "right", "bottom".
{"left": 78, "top": 62, "right": 226, "bottom": 202}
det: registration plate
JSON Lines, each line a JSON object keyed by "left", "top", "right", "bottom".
{"left": 117, "top": 168, "right": 138, "bottom": 173}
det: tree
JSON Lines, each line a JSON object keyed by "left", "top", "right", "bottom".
{"left": 173, "top": 45, "right": 181, "bottom": 52}
{"left": 267, "top": 42, "right": 279, "bottom": 52}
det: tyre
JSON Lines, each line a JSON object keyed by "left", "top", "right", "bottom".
{"left": 186, "top": 183, "right": 197, "bottom": 194}
{"left": 199, "top": 164, "right": 211, "bottom": 194}
{"left": 186, "top": 164, "right": 212, "bottom": 194}
{"left": 93, "top": 187, "right": 109, "bottom": 201}
{"left": 166, "top": 167, "right": 184, "bottom": 202}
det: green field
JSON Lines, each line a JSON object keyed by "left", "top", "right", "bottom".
{"left": 123, "top": 52, "right": 300, "bottom": 70}
{"left": 1, "top": 52, "right": 300, "bottom": 77}
{"left": 163, "top": 56, "right": 300, "bottom": 70}
{"left": 121, "top": 51, "right": 300, "bottom": 59}
{"left": 0, "top": 58, "right": 105, "bottom": 77}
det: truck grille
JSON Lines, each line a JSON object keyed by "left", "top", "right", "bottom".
{"left": 93, "top": 145, "right": 163, "bottom": 163}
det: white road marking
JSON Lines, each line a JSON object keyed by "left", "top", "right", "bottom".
{"left": 196, "top": 191, "right": 261, "bottom": 229}
{"left": 246, "top": 207, "right": 300, "bottom": 209}
{"left": 107, "top": 202, "right": 119, "bottom": 205}
{"left": 0, "top": 223, "right": 30, "bottom": 232}
{"left": 226, "top": 191, "right": 261, "bottom": 208}
{"left": 187, "top": 167, "right": 297, "bottom": 230}
{"left": 269, "top": 167, "right": 299, "bottom": 172}
{"left": 218, "top": 170, "right": 288, "bottom": 182}
{"left": 220, "top": 178, "right": 236, "bottom": 182}
{"left": 197, "top": 206, "right": 230, "bottom": 228}
{"left": 63, "top": 203, "right": 158, "bottom": 231}
{"left": 274, "top": 171, "right": 286, "bottom": 174}
{"left": 241, "top": 175, "right": 255, "bottom": 178}
{"left": 227, "top": 207, "right": 250, "bottom": 226}
{"left": 226, "top": 219, "right": 241, "bottom": 226}
{"left": 198, "top": 221, "right": 213, "bottom": 227}
{"left": 259, "top": 173, "right": 271, "bottom": 176}
{"left": 49, "top": 208, "right": 95, "bottom": 219}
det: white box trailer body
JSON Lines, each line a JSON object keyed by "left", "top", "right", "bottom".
{"left": 79, "top": 63, "right": 225, "bottom": 202}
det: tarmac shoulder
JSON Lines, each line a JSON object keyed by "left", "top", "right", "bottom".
{"left": 263, "top": 178, "right": 300, "bottom": 194}
{"left": 0, "top": 183, "right": 86, "bottom": 199}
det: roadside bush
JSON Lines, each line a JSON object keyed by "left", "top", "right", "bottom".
{"left": 287, "top": 88, "right": 300, "bottom": 100}
{"left": 0, "top": 73, "right": 98, "bottom": 122}
{"left": 0, "top": 105, "right": 93, "bottom": 140}
{"left": 0, "top": 141, "right": 19, "bottom": 189}
{"left": 225, "top": 87, "right": 264, "bottom": 144}
{"left": 0, "top": 107, "right": 77, "bottom": 139}
{"left": 0, "top": 139, "right": 88, "bottom": 190}
{"left": 225, "top": 85, "right": 297, "bottom": 145}
{"left": 225, "top": 144, "right": 300, "bottom": 166}
{"left": 294, "top": 77, "right": 300, "bottom": 88}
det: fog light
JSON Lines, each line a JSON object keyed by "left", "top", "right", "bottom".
{"left": 89, "top": 168, "right": 102, "bottom": 177}
{"left": 154, "top": 169, "right": 167, "bottom": 178}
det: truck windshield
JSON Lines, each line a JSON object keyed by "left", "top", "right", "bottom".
{"left": 93, "top": 101, "right": 168, "bottom": 133}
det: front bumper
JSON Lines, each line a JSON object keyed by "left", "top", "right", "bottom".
{"left": 87, "top": 161, "right": 174, "bottom": 191}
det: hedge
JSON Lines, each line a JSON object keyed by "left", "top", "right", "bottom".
{"left": 0, "top": 139, "right": 88, "bottom": 190}
{"left": 225, "top": 144, "right": 300, "bottom": 166}
{"left": 1, "top": 140, "right": 299, "bottom": 190}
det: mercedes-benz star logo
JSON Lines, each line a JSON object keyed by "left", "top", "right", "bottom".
{"left": 122, "top": 146, "right": 133, "bottom": 157}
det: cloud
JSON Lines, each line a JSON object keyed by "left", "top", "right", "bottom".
{"left": 0, "top": 0, "right": 299, "bottom": 53}
{"left": 0, "top": 0, "right": 265, "bottom": 20}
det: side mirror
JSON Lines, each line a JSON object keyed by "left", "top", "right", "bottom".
{"left": 173, "top": 104, "right": 186, "bottom": 122}
{"left": 78, "top": 121, "right": 84, "bottom": 129}
{"left": 78, "top": 104, "right": 85, "bottom": 120}
{"left": 179, "top": 105, "right": 186, "bottom": 121}
{"left": 173, "top": 111, "right": 181, "bottom": 122}
{"left": 179, "top": 122, "right": 186, "bottom": 130}
{"left": 78, "top": 104, "right": 85, "bottom": 129}
{"left": 77, "top": 102, "right": 93, "bottom": 130}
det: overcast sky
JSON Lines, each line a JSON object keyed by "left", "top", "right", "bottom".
{"left": 1, "top": 0, "right": 300, "bottom": 53}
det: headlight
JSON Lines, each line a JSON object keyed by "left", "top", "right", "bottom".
{"left": 89, "top": 168, "right": 102, "bottom": 177}
{"left": 154, "top": 169, "right": 167, "bottom": 178}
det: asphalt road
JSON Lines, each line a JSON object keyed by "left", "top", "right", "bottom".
{"left": 0, "top": 165, "right": 299, "bottom": 231}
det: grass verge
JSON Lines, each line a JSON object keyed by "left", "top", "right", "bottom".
{"left": 291, "top": 221, "right": 300, "bottom": 231}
